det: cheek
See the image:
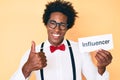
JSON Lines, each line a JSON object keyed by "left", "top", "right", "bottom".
{"left": 46, "top": 26, "right": 51, "bottom": 33}
{"left": 47, "top": 28, "right": 53, "bottom": 37}
{"left": 62, "top": 30, "right": 67, "bottom": 36}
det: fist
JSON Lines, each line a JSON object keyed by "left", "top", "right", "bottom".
{"left": 22, "top": 41, "right": 47, "bottom": 78}
{"left": 95, "top": 49, "right": 112, "bottom": 69}
{"left": 25, "top": 41, "right": 47, "bottom": 72}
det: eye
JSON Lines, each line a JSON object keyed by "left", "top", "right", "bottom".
{"left": 60, "top": 23, "right": 66, "bottom": 27}
{"left": 50, "top": 21, "right": 56, "bottom": 25}
{"left": 48, "top": 20, "right": 57, "bottom": 29}
{"left": 50, "top": 22, "right": 56, "bottom": 25}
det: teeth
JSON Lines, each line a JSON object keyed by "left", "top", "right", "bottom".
{"left": 53, "top": 34, "right": 60, "bottom": 37}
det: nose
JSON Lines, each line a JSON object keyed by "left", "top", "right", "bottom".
{"left": 54, "top": 24, "right": 61, "bottom": 32}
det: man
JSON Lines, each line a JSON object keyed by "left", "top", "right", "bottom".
{"left": 10, "top": 0, "right": 112, "bottom": 80}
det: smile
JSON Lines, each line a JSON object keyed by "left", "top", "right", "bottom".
{"left": 53, "top": 33, "right": 60, "bottom": 37}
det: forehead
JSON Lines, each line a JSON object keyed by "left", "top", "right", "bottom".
{"left": 49, "top": 12, "right": 68, "bottom": 22}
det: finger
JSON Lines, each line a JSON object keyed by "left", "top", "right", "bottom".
{"left": 39, "top": 53, "right": 47, "bottom": 61}
{"left": 31, "top": 41, "right": 36, "bottom": 53}
{"left": 39, "top": 57, "right": 47, "bottom": 63}
{"left": 95, "top": 55, "right": 103, "bottom": 67}
{"left": 40, "top": 59, "right": 47, "bottom": 67}
{"left": 42, "top": 62, "right": 47, "bottom": 67}
{"left": 97, "top": 49, "right": 112, "bottom": 62}
{"left": 95, "top": 53, "right": 105, "bottom": 63}
{"left": 38, "top": 52, "right": 46, "bottom": 57}
{"left": 95, "top": 54, "right": 107, "bottom": 68}
{"left": 97, "top": 50, "right": 108, "bottom": 62}
{"left": 101, "top": 50, "right": 113, "bottom": 64}
{"left": 101, "top": 49, "right": 113, "bottom": 60}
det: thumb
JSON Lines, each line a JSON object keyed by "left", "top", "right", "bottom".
{"left": 30, "top": 41, "right": 36, "bottom": 53}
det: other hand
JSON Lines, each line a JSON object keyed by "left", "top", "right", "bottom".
{"left": 95, "top": 49, "right": 112, "bottom": 75}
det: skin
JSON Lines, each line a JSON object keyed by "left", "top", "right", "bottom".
{"left": 22, "top": 41, "right": 47, "bottom": 78}
{"left": 46, "top": 12, "right": 68, "bottom": 46}
{"left": 22, "top": 12, "right": 68, "bottom": 78}
{"left": 95, "top": 49, "right": 112, "bottom": 75}
{"left": 22, "top": 12, "right": 112, "bottom": 78}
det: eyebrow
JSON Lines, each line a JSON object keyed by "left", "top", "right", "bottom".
{"left": 49, "top": 20, "right": 67, "bottom": 24}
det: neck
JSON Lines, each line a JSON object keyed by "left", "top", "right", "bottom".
{"left": 48, "top": 39, "right": 64, "bottom": 47}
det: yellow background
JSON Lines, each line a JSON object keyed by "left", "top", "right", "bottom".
{"left": 0, "top": 0, "right": 120, "bottom": 80}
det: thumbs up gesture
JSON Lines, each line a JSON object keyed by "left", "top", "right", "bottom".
{"left": 22, "top": 41, "right": 47, "bottom": 78}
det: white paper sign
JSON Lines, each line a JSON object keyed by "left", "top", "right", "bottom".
{"left": 78, "top": 34, "right": 113, "bottom": 53}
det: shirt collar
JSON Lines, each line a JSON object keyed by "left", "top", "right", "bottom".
{"left": 44, "top": 39, "right": 67, "bottom": 47}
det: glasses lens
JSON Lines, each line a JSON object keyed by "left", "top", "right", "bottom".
{"left": 48, "top": 20, "right": 68, "bottom": 30}
{"left": 48, "top": 20, "right": 56, "bottom": 29}
{"left": 60, "top": 23, "right": 67, "bottom": 30}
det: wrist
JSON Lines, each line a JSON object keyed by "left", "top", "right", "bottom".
{"left": 22, "top": 62, "right": 32, "bottom": 78}
{"left": 98, "top": 67, "right": 106, "bottom": 75}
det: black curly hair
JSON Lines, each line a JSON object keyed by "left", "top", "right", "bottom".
{"left": 43, "top": 0, "right": 78, "bottom": 29}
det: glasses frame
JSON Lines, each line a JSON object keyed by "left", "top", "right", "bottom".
{"left": 47, "top": 20, "right": 68, "bottom": 30}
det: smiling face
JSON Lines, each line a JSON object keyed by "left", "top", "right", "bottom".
{"left": 46, "top": 12, "right": 68, "bottom": 46}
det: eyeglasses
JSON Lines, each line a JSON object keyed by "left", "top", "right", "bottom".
{"left": 47, "top": 20, "right": 68, "bottom": 30}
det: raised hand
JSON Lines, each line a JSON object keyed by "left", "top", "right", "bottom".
{"left": 95, "top": 49, "right": 112, "bottom": 75}
{"left": 22, "top": 41, "right": 47, "bottom": 78}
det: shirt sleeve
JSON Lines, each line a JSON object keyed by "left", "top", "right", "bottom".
{"left": 10, "top": 50, "right": 31, "bottom": 80}
{"left": 10, "top": 68, "right": 28, "bottom": 80}
{"left": 96, "top": 70, "right": 109, "bottom": 80}
{"left": 81, "top": 52, "right": 109, "bottom": 80}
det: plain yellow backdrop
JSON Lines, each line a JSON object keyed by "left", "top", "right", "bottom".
{"left": 0, "top": 0, "right": 120, "bottom": 80}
